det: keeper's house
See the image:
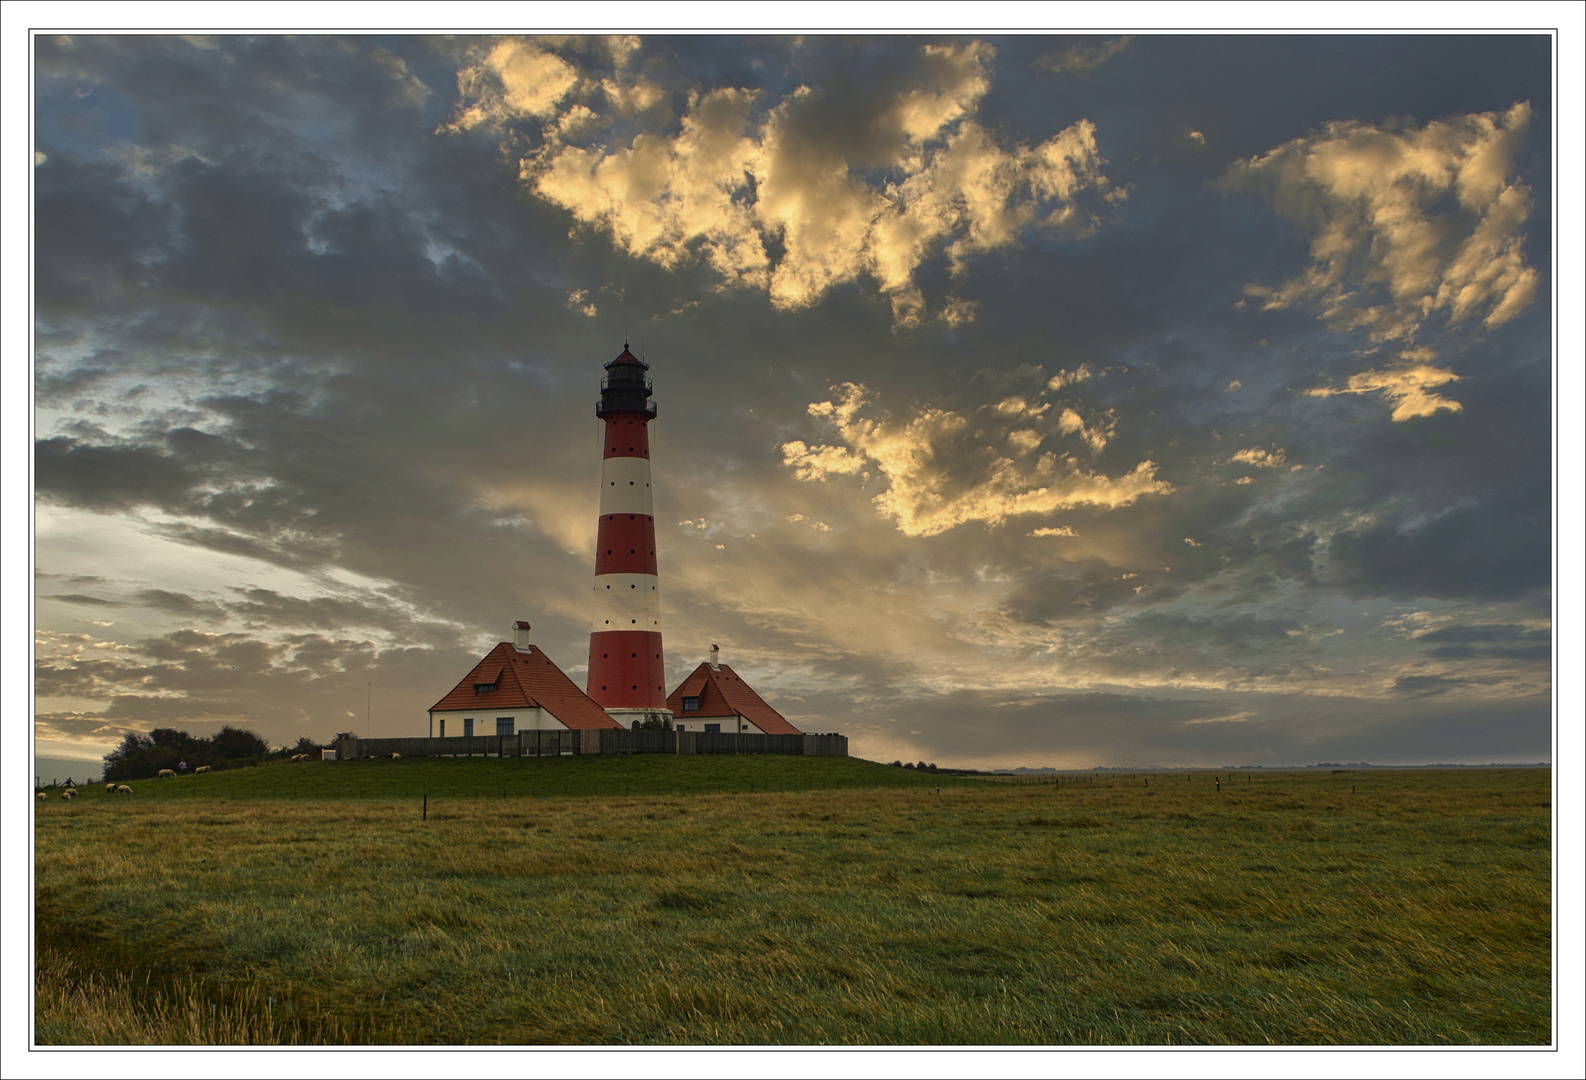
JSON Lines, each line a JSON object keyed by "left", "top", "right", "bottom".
{"left": 428, "top": 621, "right": 622, "bottom": 738}
{"left": 667, "top": 645, "right": 802, "bottom": 735}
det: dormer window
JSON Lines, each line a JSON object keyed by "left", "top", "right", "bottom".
{"left": 474, "top": 682, "right": 496, "bottom": 694}
{"left": 682, "top": 696, "right": 700, "bottom": 712}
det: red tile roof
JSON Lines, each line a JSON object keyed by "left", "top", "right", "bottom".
{"left": 666, "top": 663, "right": 802, "bottom": 735}
{"left": 429, "top": 642, "right": 621, "bottom": 729}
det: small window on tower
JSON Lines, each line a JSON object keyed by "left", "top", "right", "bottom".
{"left": 682, "top": 697, "right": 700, "bottom": 712}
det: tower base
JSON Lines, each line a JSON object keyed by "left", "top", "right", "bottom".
{"left": 604, "top": 707, "right": 674, "bottom": 730}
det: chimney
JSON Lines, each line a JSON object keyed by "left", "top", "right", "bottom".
{"left": 513, "top": 620, "right": 532, "bottom": 652}
{"left": 709, "top": 643, "right": 720, "bottom": 671}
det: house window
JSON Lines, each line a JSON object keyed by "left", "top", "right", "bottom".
{"left": 474, "top": 682, "right": 495, "bottom": 693}
{"left": 496, "top": 717, "right": 514, "bottom": 736}
{"left": 682, "top": 696, "right": 700, "bottom": 712}
{"left": 705, "top": 723, "right": 721, "bottom": 734}
{"left": 439, "top": 718, "right": 446, "bottom": 738}
{"left": 463, "top": 718, "right": 474, "bottom": 737}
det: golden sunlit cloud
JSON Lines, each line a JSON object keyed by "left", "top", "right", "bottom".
{"left": 782, "top": 383, "right": 1171, "bottom": 537}
{"left": 1183, "top": 710, "right": 1256, "bottom": 725}
{"left": 448, "top": 38, "right": 1118, "bottom": 327}
{"left": 1306, "top": 358, "right": 1463, "bottom": 421}
{"left": 1047, "top": 364, "right": 1092, "bottom": 391}
{"left": 1056, "top": 406, "right": 1113, "bottom": 454}
{"left": 1226, "top": 447, "right": 1287, "bottom": 468}
{"left": 1032, "top": 36, "right": 1133, "bottom": 78}
{"left": 1226, "top": 102, "right": 1537, "bottom": 341}
{"left": 444, "top": 38, "right": 580, "bottom": 131}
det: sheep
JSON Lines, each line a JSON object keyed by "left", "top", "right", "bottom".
{"left": 390, "top": 752, "right": 401, "bottom": 760}
{"left": 194, "top": 765, "right": 210, "bottom": 775}
{"left": 37, "top": 791, "right": 46, "bottom": 801}
{"left": 157, "top": 769, "right": 176, "bottom": 779}
{"left": 106, "top": 783, "right": 116, "bottom": 793}
{"left": 61, "top": 790, "right": 77, "bottom": 800}
{"left": 116, "top": 785, "right": 134, "bottom": 796}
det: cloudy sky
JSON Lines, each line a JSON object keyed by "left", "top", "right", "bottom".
{"left": 23, "top": 30, "right": 1568, "bottom": 772}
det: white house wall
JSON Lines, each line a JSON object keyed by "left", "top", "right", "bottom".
{"left": 672, "top": 713, "right": 767, "bottom": 736}
{"left": 427, "top": 707, "right": 567, "bottom": 738}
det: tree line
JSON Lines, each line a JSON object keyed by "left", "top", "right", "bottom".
{"left": 102, "top": 727, "right": 326, "bottom": 782}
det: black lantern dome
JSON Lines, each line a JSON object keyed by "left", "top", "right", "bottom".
{"left": 596, "top": 343, "right": 656, "bottom": 419}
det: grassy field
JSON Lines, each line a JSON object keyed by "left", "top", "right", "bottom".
{"left": 34, "top": 759, "right": 1551, "bottom": 1045}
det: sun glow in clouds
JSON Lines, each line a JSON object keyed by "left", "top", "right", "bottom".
{"left": 782, "top": 382, "right": 1171, "bottom": 537}
{"left": 448, "top": 38, "right": 1120, "bottom": 327}
{"left": 1306, "top": 354, "right": 1464, "bottom": 421}
{"left": 1227, "top": 102, "right": 1538, "bottom": 342}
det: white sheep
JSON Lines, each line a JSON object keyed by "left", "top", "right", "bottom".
{"left": 37, "top": 791, "right": 46, "bottom": 801}
{"left": 390, "top": 752, "right": 401, "bottom": 759}
{"left": 61, "top": 790, "right": 77, "bottom": 800}
{"left": 157, "top": 769, "right": 176, "bottom": 779}
{"left": 194, "top": 765, "right": 210, "bottom": 775}
{"left": 106, "top": 783, "right": 116, "bottom": 793}
{"left": 116, "top": 785, "right": 134, "bottom": 796}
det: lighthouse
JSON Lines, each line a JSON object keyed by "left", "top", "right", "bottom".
{"left": 586, "top": 344, "right": 667, "bottom": 726}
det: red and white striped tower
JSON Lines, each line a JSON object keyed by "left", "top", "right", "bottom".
{"left": 586, "top": 344, "right": 667, "bottom": 726}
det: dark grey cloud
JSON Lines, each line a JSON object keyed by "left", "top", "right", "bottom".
{"left": 1392, "top": 674, "right": 1468, "bottom": 697}
{"left": 35, "top": 435, "right": 203, "bottom": 510}
{"left": 36, "top": 623, "right": 478, "bottom": 743}
{"left": 41, "top": 593, "right": 124, "bottom": 607}
{"left": 1415, "top": 623, "right": 1552, "bottom": 662}
{"left": 32, "top": 151, "right": 177, "bottom": 314}
{"left": 133, "top": 589, "right": 229, "bottom": 621}
{"left": 1328, "top": 488, "right": 1549, "bottom": 602}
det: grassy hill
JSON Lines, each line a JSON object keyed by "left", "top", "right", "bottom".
{"left": 43, "top": 753, "right": 967, "bottom": 804}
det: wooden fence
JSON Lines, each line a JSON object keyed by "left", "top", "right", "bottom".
{"left": 335, "top": 730, "right": 846, "bottom": 761}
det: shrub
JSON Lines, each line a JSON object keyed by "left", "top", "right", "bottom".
{"left": 103, "top": 725, "right": 278, "bottom": 781}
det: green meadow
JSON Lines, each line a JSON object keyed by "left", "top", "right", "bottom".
{"left": 34, "top": 759, "right": 1551, "bottom": 1045}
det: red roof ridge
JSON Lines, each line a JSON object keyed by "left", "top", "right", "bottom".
{"left": 429, "top": 641, "right": 620, "bottom": 729}
{"left": 666, "top": 661, "right": 801, "bottom": 735}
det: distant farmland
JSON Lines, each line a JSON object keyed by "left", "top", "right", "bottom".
{"left": 34, "top": 760, "right": 1551, "bottom": 1045}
